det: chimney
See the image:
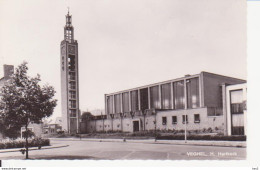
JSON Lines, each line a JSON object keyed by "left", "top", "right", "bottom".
{"left": 3, "top": 65, "right": 14, "bottom": 79}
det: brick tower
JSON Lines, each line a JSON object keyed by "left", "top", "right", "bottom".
{"left": 60, "top": 11, "right": 80, "bottom": 134}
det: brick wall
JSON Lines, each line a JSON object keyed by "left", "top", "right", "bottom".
{"left": 155, "top": 108, "right": 224, "bottom": 131}
{"left": 82, "top": 107, "right": 224, "bottom": 133}
{"left": 202, "top": 72, "right": 246, "bottom": 107}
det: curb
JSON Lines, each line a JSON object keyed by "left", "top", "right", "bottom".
{"left": 150, "top": 141, "right": 246, "bottom": 148}
{"left": 50, "top": 138, "right": 246, "bottom": 148}
{"left": 0, "top": 145, "right": 69, "bottom": 153}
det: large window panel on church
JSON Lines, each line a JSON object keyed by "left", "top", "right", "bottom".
{"left": 150, "top": 86, "right": 160, "bottom": 109}
{"left": 186, "top": 78, "right": 200, "bottom": 109}
{"left": 107, "top": 95, "right": 113, "bottom": 114}
{"left": 122, "top": 92, "right": 130, "bottom": 113}
{"left": 161, "top": 83, "right": 172, "bottom": 109}
{"left": 114, "top": 94, "right": 122, "bottom": 113}
{"left": 140, "top": 88, "right": 149, "bottom": 112}
{"left": 173, "top": 80, "right": 185, "bottom": 109}
{"left": 130, "top": 90, "right": 139, "bottom": 111}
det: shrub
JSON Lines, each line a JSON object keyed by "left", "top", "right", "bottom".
{"left": 0, "top": 137, "right": 50, "bottom": 149}
{"left": 57, "top": 131, "right": 64, "bottom": 135}
{"left": 130, "top": 130, "right": 158, "bottom": 137}
{"left": 179, "top": 129, "right": 185, "bottom": 133}
{"left": 194, "top": 130, "right": 199, "bottom": 134}
{"left": 207, "top": 127, "right": 213, "bottom": 133}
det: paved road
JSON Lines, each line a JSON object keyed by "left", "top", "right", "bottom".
{"left": 0, "top": 138, "right": 246, "bottom": 160}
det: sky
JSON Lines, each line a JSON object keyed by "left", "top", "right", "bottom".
{"left": 0, "top": 0, "right": 246, "bottom": 120}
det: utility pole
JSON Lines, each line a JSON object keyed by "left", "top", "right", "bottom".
{"left": 184, "top": 79, "right": 188, "bottom": 143}
{"left": 185, "top": 113, "right": 187, "bottom": 143}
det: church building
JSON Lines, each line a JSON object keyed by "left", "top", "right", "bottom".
{"left": 83, "top": 72, "right": 246, "bottom": 136}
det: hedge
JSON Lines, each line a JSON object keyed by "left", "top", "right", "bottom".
{"left": 0, "top": 138, "right": 50, "bottom": 149}
{"left": 156, "top": 135, "right": 246, "bottom": 141}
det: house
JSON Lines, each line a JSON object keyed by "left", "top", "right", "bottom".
{"left": 43, "top": 124, "right": 62, "bottom": 134}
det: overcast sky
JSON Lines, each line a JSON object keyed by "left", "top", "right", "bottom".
{"left": 0, "top": 0, "right": 246, "bottom": 119}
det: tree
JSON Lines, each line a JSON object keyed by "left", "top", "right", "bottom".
{"left": 0, "top": 62, "right": 57, "bottom": 159}
{"left": 81, "top": 112, "right": 93, "bottom": 122}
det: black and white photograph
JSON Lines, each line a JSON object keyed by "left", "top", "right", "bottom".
{"left": 0, "top": 0, "right": 259, "bottom": 168}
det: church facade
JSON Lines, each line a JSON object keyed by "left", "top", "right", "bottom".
{"left": 60, "top": 12, "right": 80, "bottom": 134}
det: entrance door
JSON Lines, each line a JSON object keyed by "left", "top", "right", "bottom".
{"left": 231, "top": 114, "right": 244, "bottom": 135}
{"left": 133, "top": 121, "right": 139, "bottom": 132}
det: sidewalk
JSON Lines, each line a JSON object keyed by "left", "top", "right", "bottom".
{"left": 50, "top": 138, "right": 246, "bottom": 148}
{"left": 0, "top": 144, "right": 69, "bottom": 153}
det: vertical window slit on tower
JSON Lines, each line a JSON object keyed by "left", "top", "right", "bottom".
{"left": 68, "top": 55, "right": 75, "bottom": 71}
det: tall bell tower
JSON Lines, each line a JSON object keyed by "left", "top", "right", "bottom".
{"left": 60, "top": 10, "right": 80, "bottom": 134}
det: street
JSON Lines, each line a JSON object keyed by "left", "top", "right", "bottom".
{"left": 0, "top": 138, "right": 246, "bottom": 160}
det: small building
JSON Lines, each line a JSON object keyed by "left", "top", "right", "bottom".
{"left": 43, "top": 124, "right": 62, "bottom": 134}
{"left": 21, "top": 121, "right": 62, "bottom": 137}
{"left": 21, "top": 123, "right": 44, "bottom": 138}
{"left": 82, "top": 71, "right": 246, "bottom": 135}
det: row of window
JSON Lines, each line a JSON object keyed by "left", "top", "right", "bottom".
{"left": 69, "top": 91, "right": 76, "bottom": 99}
{"left": 107, "top": 77, "right": 200, "bottom": 114}
{"left": 69, "top": 72, "right": 76, "bottom": 80}
{"left": 162, "top": 114, "right": 200, "bottom": 125}
{"left": 69, "top": 100, "right": 76, "bottom": 108}
{"left": 69, "top": 81, "right": 76, "bottom": 90}
{"left": 65, "top": 30, "right": 73, "bottom": 40}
